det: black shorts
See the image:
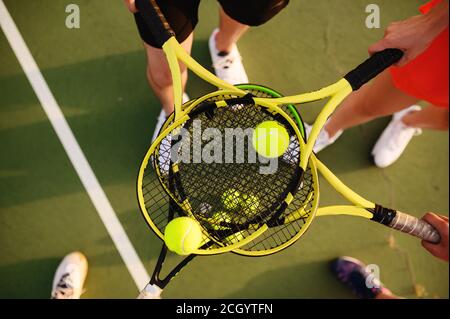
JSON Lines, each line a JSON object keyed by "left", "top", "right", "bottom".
{"left": 134, "top": 0, "right": 290, "bottom": 48}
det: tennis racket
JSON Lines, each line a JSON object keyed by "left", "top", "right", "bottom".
{"left": 138, "top": 84, "right": 313, "bottom": 298}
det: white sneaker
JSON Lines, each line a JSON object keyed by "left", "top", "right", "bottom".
{"left": 152, "top": 93, "right": 189, "bottom": 174}
{"left": 304, "top": 123, "right": 343, "bottom": 153}
{"left": 151, "top": 92, "right": 190, "bottom": 142}
{"left": 208, "top": 28, "right": 249, "bottom": 85}
{"left": 51, "top": 252, "right": 88, "bottom": 299}
{"left": 371, "top": 105, "right": 422, "bottom": 168}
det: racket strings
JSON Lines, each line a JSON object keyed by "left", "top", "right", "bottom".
{"left": 155, "top": 97, "right": 298, "bottom": 246}
{"left": 224, "top": 88, "right": 316, "bottom": 252}
{"left": 141, "top": 87, "right": 316, "bottom": 253}
{"left": 170, "top": 101, "right": 301, "bottom": 244}
{"left": 238, "top": 167, "right": 315, "bottom": 251}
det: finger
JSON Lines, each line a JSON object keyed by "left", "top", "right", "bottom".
{"left": 422, "top": 212, "right": 449, "bottom": 238}
{"left": 395, "top": 55, "right": 409, "bottom": 67}
{"left": 368, "top": 40, "right": 389, "bottom": 55}
{"left": 422, "top": 239, "right": 443, "bottom": 257}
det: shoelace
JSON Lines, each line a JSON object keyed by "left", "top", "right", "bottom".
{"left": 52, "top": 273, "right": 74, "bottom": 299}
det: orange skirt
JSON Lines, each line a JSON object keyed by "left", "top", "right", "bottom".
{"left": 389, "top": 0, "right": 449, "bottom": 108}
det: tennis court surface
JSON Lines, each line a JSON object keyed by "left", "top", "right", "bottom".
{"left": 0, "top": 0, "right": 448, "bottom": 298}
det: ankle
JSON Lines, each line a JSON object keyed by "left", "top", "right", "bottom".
{"left": 214, "top": 30, "right": 234, "bottom": 53}
{"left": 324, "top": 125, "right": 338, "bottom": 139}
{"left": 375, "top": 288, "right": 399, "bottom": 299}
{"left": 400, "top": 117, "right": 416, "bottom": 128}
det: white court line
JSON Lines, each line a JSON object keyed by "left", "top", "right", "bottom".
{"left": 0, "top": 1, "right": 150, "bottom": 290}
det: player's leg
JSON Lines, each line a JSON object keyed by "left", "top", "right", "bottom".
{"left": 325, "top": 71, "right": 419, "bottom": 139}
{"left": 144, "top": 33, "right": 193, "bottom": 115}
{"left": 214, "top": 7, "right": 249, "bottom": 54}
{"left": 146, "top": 35, "right": 193, "bottom": 142}
{"left": 402, "top": 105, "right": 449, "bottom": 130}
{"left": 307, "top": 70, "right": 419, "bottom": 153}
{"left": 132, "top": 0, "right": 200, "bottom": 140}
{"left": 209, "top": 0, "right": 290, "bottom": 84}
{"left": 371, "top": 104, "right": 448, "bottom": 167}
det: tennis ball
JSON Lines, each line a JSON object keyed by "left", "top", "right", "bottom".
{"left": 252, "top": 121, "right": 290, "bottom": 158}
{"left": 222, "top": 189, "right": 241, "bottom": 210}
{"left": 241, "top": 194, "right": 260, "bottom": 214}
{"left": 164, "top": 217, "right": 203, "bottom": 255}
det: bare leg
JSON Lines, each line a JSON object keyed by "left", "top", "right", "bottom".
{"left": 402, "top": 106, "right": 449, "bottom": 130}
{"left": 325, "top": 71, "right": 419, "bottom": 137}
{"left": 215, "top": 7, "right": 249, "bottom": 53}
{"left": 144, "top": 32, "right": 194, "bottom": 115}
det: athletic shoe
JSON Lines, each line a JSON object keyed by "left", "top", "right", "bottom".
{"left": 151, "top": 93, "right": 189, "bottom": 173}
{"left": 208, "top": 28, "right": 249, "bottom": 85}
{"left": 51, "top": 252, "right": 88, "bottom": 299}
{"left": 151, "top": 92, "right": 190, "bottom": 142}
{"left": 304, "top": 122, "right": 343, "bottom": 153}
{"left": 371, "top": 105, "right": 422, "bottom": 168}
{"left": 330, "top": 256, "right": 387, "bottom": 299}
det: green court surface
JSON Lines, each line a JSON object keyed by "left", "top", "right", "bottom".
{"left": 0, "top": 0, "right": 448, "bottom": 298}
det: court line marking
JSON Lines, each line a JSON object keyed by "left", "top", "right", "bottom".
{"left": 0, "top": 0, "right": 150, "bottom": 291}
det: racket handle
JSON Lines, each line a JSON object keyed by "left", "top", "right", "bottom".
{"left": 137, "top": 283, "right": 162, "bottom": 299}
{"left": 372, "top": 205, "right": 441, "bottom": 243}
{"left": 135, "top": 0, "right": 175, "bottom": 47}
{"left": 344, "top": 49, "right": 403, "bottom": 90}
{"left": 388, "top": 211, "right": 441, "bottom": 244}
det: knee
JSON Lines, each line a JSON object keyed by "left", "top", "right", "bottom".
{"left": 147, "top": 63, "right": 173, "bottom": 88}
{"left": 351, "top": 99, "right": 383, "bottom": 118}
{"left": 147, "top": 62, "right": 188, "bottom": 88}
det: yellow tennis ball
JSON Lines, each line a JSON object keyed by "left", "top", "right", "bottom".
{"left": 242, "top": 194, "right": 260, "bottom": 214}
{"left": 164, "top": 217, "right": 203, "bottom": 255}
{"left": 222, "top": 189, "right": 241, "bottom": 210}
{"left": 252, "top": 121, "right": 290, "bottom": 158}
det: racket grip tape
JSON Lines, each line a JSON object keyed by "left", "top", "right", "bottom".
{"left": 371, "top": 205, "right": 441, "bottom": 243}
{"left": 344, "top": 49, "right": 403, "bottom": 90}
{"left": 135, "top": 0, "right": 175, "bottom": 47}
